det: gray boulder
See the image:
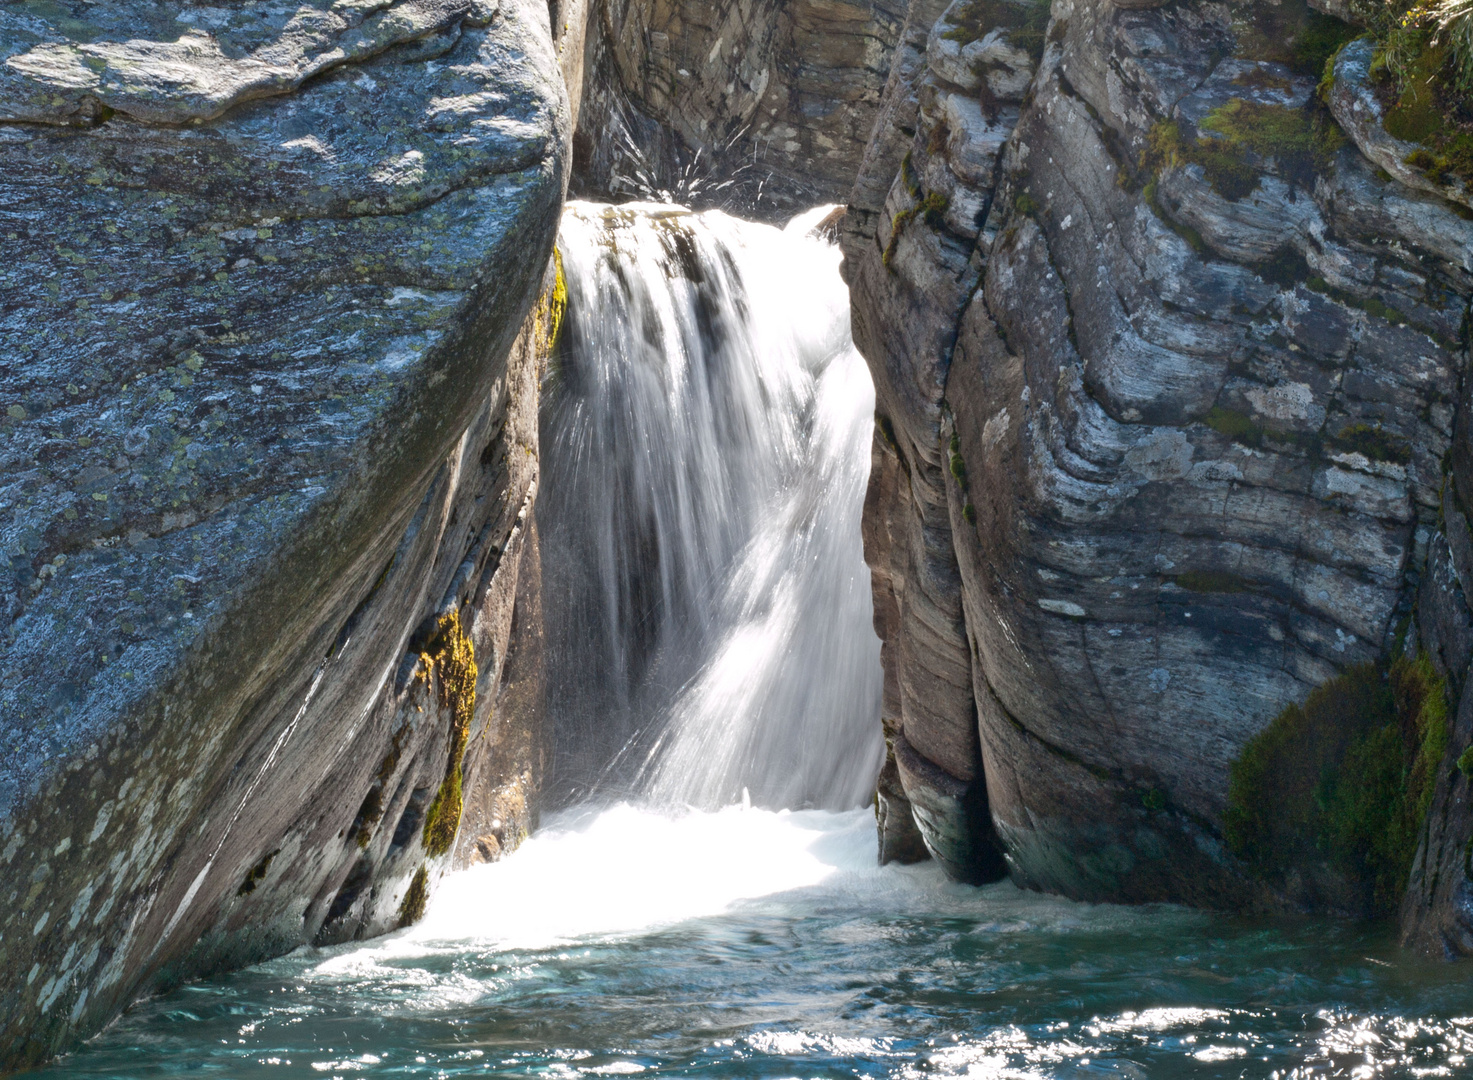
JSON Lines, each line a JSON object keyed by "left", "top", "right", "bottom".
{"left": 0, "top": 0, "right": 568, "bottom": 1066}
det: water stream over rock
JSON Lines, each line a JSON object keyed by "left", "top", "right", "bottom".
{"left": 541, "top": 202, "right": 883, "bottom": 810}
{"left": 30, "top": 205, "right": 1473, "bottom": 1079}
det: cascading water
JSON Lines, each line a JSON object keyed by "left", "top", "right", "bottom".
{"left": 541, "top": 202, "right": 883, "bottom": 810}
{"left": 36, "top": 204, "right": 1473, "bottom": 1079}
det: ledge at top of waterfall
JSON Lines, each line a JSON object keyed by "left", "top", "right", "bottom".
{"left": 542, "top": 201, "right": 883, "bottom": 813}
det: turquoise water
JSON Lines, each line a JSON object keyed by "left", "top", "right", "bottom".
{"left": 40, "top": 805, "right": 1473, "bottom": 1079}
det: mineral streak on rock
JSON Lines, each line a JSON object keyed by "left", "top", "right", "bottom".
{"left": 0, "top": 0, "right": 566, "bottom": 1066}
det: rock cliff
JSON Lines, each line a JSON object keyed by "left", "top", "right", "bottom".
{"left": 845, "top": 0, "right": 1473, "bottom": 935}
{"left": 0, "top": 0, "right": 567, "bottom": 1066}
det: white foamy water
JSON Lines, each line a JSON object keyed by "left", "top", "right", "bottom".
{"left": 313, "top": 804, "right": 932, "bottom": 968}
{"left": 416, "top": 805, "right": 885, "bottom": 948}
{"left": 542, "top": 202, "right": 883, "bottom": 811}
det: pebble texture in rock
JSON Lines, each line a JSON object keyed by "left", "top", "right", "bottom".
{"left": 0, "top": 0, "right": 567, "bottom": 1066}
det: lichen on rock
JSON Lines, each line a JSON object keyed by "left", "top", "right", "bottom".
{"left": 420, "top": 610, "right": 477, "bottom": 857}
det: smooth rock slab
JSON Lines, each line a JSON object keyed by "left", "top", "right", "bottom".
{"left": 0, "top": 0, "right": 567, "bottom": 1066}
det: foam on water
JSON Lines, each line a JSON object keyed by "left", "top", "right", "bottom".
{"left": 37, "top": 802, "right": 1473, "bottom": 1078}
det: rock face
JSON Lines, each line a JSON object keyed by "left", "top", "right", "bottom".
{"left": 0, "top": 0, "right": 567, "bottom": 1067}
{"left": 571, "top": 0, "right": 907, "bottom": 212}
{"left": 845, "top": 0, "right": 1473, "bottom": 911}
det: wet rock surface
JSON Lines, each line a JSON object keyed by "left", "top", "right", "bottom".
{"left": 0, "top": 0, "right": 566, "bottom": 1066}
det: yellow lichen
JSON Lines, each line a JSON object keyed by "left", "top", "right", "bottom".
{"left": 534, "top": 247, "right": 568, "bottom": 354}
{"left": 419, "top": 609, "right": 476, "bottom": 857}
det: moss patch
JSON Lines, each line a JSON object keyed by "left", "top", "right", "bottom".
{"left": 1203, "top": 406, "right": 1265, "bottom": 445}
{"left": 1147, "top": 99, "right": 1345, "bottom": 201}
{"left": 420, "top": 609, "right": 477, "bottom": 858}
{"left": 397, "top": 864, "right": 429, "bottom": 927}
{"left": 236, "top": 849, "right": 279, "bottom": 897}
{"left": 1328, "top": 422, "right": 1412, "bottom": 464}
{"left": 546, "top": 246, "right": 567, "bottom": 351}
{"left": 884, "top": 189, "right": 949, "bottom": 270}
{"left": 1223, "top": 653, "right": 1449, "bottom": 915}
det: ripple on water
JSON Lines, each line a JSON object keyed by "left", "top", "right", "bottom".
{"left": 39, "top": 805, "right": 1473, "bottom": 1079}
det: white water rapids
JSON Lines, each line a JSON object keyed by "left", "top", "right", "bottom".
{"left": 541, "top": 202, "right": 883, "bottom": 811}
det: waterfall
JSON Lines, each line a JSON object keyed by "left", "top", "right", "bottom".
{"left": 541, "top": 201, "right": 883, "bottom": 811}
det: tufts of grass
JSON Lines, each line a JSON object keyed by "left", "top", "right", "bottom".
{"left": 1360, "top": 0, "right": 1473, "bottom": 185}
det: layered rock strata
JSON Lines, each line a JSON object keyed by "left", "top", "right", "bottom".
{"left": 847, "top": 0, "right": 1032, "bottom": 884}
{"left": 0, "top": 0, "right": 567, "bottom": 1066}
{"left": 847, "top": 0, "right": 1473, "bottom": 911}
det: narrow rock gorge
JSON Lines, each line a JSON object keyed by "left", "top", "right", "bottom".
{"left": 6, "top": 0, "right": 1473, "bottom": 1069}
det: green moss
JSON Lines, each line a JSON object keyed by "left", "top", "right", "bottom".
{"left": 545, "top": 246, "right": 567, "bottom": 352}
{"left": 1145, "top": 100, "right": 1344, "bottom": 201}
{"left": 1147, "top": 118, "right": 1258, "bottom": 201}
{"left": 1175, "top": 570, "right": 1252, "bottom": 593}
{"left": 1328, "top": 422, "right": 1412, "bottom": 464}
{"left": 1458, "top": 744, "right": 1473, "bottom": 776}
{"left": 1321, "top": 653, "right": 1448, "bottom": 911}
{"left": 1203, "top": 406, "right": 1264, "bottom": 446}
{"left": 948, "top": 431, "right": 968, "bottom": 489}
{"left": 1141, "top": 788, "right": 1166, "bottom": 812}
{"left": 962, "top": 501, "right": 977, "bottom": 524}
{"left": 398, "top": 865, "right": 429, "bottom": 927}
{"left": 419, "top": 609, "right": 477, "bottom": 858}
{"left": 236, "top": 849, "right": 278, "bottom": 897}
{"left": 1014, "top": 192, "right": 1039, "bottom": 216}
{"left": 1224, "top": 653, "right": 1449, "bottom": 915}
{"left": 883, "top": 191, "right": 950, "bottom": 270}
{"left": 1363, "top": 0, "right": 1473, "bottom": 185}
{"left": 1199, "top": 98, "right": 1347, "bottom": 186}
